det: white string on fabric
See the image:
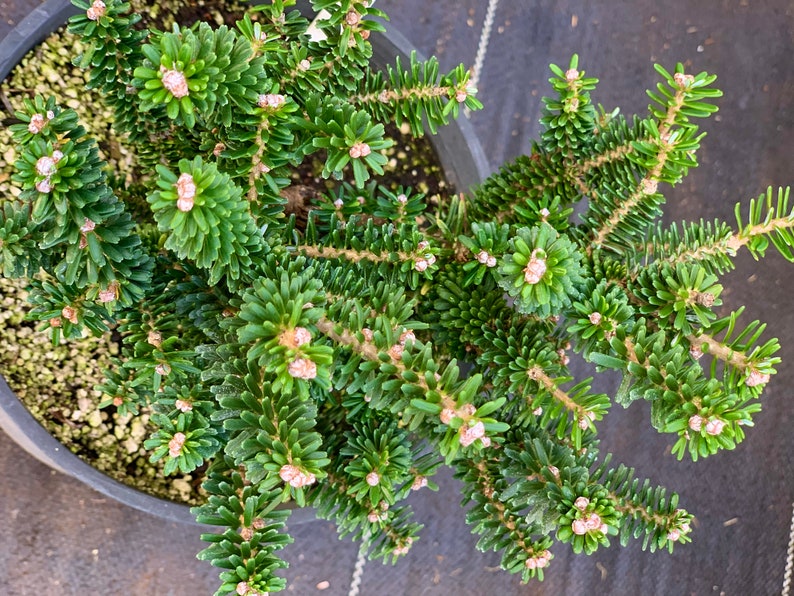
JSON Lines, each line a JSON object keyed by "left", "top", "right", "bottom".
{"left": 465, "top": 0, "right": 500, "bottom": 117}
{"left": 347, "top": 533, "right": 370, "bottom": 596}
{"left": 782, "top": 502, "right": 794, "bottom": 596}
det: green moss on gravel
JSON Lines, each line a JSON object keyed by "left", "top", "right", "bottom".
{"left": 0, "top": 276, "right": 205, "bottom": 504}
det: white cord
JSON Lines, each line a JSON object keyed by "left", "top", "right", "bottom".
{"left": 347, "top": 534, "right": 369, "bottom": 596}
{"left": 782, "top": 502, "right": 794, "bottom": 595}
{"left": 465, "top": 0, "right": 500, "bottom": 117}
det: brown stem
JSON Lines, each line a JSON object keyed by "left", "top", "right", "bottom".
{"left": 527, "top": 365, "right": 586, "bottom": 417}
{"left": 588, "top": 89, "right": 686, "bottom": 251}
{"left": 297, "top": 244, "right": 413, "bottom": 264}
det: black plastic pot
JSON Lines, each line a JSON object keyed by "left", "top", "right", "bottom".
{"left": 0, "top": 0, "right": 490, "bottom": 525}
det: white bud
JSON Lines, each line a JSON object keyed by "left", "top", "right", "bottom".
{"left": 366, "top": 471, "right": 380, "bottom": 486}
{"left": 399, "top": 330, "right": 416, "bottom": 345}
{"left": 572, "top": 519, "right": 588, "bottom": 535}
{"left": 459, "top": 421, "right": 485, "bottom": 447}
{"left": 688, "top": 414, "right": 704, "bottom": 432}
{"left": 348, "top": 142, "right": 371, "bottom": 158}
{"left": 388, "top": 343, "right": 404, "bottom": 360}
{"left": 98, "top": 283, "right": 118, "bottom": 303}
{"left": 705, "top": 418, "right": 726, "bottom": 436}
{"left": 345, "top": 10, "right": 360, "bottom": 26}
{"left": 440, "top": 408, "right": 455, "bottom": 424}
{"left": 293, "top": 327, "right": 312, "bottom": 346}
{"left": 28, "top": 113, "right": 46, "bottom": 134}
{"left": 279, "top": 464, "right": 316, "bottom": 488}
{"left": 162, "top": 69, "right": 189, "bottom": 98}
{"left": 257, "top": 93, "right": 285, "bottom": 109}
{"left": 61, "top": 306, "right": 78, "bottom": 324}
{"left": 176, "top": 173, "right": 197, "bottom": 212}
{"left": 288, "top": 358, "right": 317, "bottom": 380}
{"left": 36, "top": 178, "right": 53, "bottom": 193}
{"left": 673, "top": 72, "right": 695, "bottom": 88}
{"left": 523, "top": 252, "right": 547, "bottom": 285}
{"left": 36, "top": 156, "right": 57, "bottom": 176}
{"left": 745, "top": 369, "right": 770, "bottom": 387}
{"left": 86, "top": 0, "right": 106, "bottom": 20}
{"left": 641, "top": 178, "right": 659, "bottom": 194}
{"left": 393, "top": 537, "right": 413, "bottom": 556}
{"left": 168, "top": 432, "right": 186, "bottom": 458}
{"left": 411, "top": 476, "right": 428, "bottom": 491}
{"left": 175, "top": 399, "right": 193, "bottom": 412}
{"left": 577, "top": 411, "right": 596, "bottom": 430}
{"left": 585, "top": 512, "right": 602, "bottom": 530}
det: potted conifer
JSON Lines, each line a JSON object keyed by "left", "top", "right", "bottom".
{"left": 0, "top": 0, "right": 790, "bottom": 594}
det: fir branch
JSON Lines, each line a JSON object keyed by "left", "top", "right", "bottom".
{"left": 686, "top": 331, "right": 749, "bottom": 371}
{"left": 587, "top": 67, "right": 718, "bottom": 252}
{"left": 297, "top": 242, "right": 413, "bottom": 265}
{"left": 352, "top": 82, "right": 451, "bottom": 106}
{"left": 462, "top": 458, "right": 554, "bottom": 580}
{"left": 527, "top": 365, "right": 589, "bottom": 421}
{"left": 314, "top": 315, "right": 456, "bottom": 412}
{"left": 578, "top": 142, "right": 636, "bottom": 173}
{"left": 592, "top": 461, "right": 693, "bottom": 552}
{"left": 588, "top": 177, "right": 662, "bottom": 251}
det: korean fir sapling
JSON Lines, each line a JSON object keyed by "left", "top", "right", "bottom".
{"left": 1, "top": 0, "right": 791, "bottom": 592}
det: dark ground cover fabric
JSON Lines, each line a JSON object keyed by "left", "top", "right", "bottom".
{"left": 1, "top": 1, "right": 792, "bottom": 594}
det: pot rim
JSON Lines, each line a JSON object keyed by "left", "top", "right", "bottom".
{"left": 0, "top": 0, "right": 490, "bottom": 526}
